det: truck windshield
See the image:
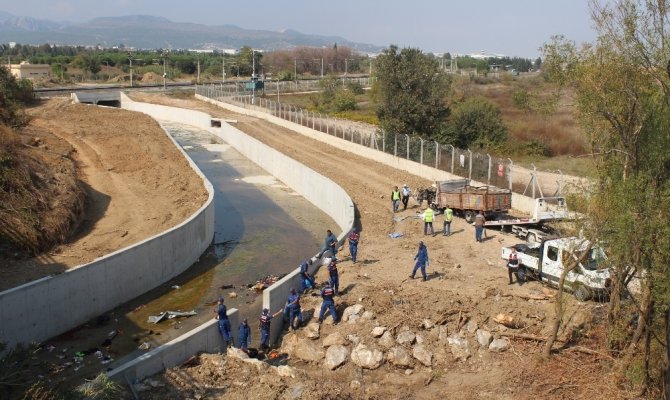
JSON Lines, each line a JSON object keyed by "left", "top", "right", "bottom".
{"left": 575, "top": 247, "right": 606, "bottom": 271}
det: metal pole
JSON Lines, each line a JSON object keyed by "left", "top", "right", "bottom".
{"left": 394, "top": 133, "right": 398, "bottom": 157}
{"left": 435, "top": 141, "right": 439, "bottom": 169}
{"left": 507, "top": 158, "right": 513, "bottom": 190}
{"left": 557, "top": 169, "right": 563, "bottom": 195}
{"left": 449, "top": 145, "right": 455, "bottom": 173}
{"left": 321, "top": 58, "right": 324, "bottom": 78}
{"left": 252, "top": 49, "right": 256, "bottom": 104}
{"left": 487, "top": 153, "right": 492, "bottom": 185}
{"left": 531, "top": 163, "right": 537, "bottom": 199}
{"left": 420, "top": 138, "right": 424, "bottom": 164}
{"left": 405, "top": 134, "right": 410, "bottom": 160}
{"left": 222, "top": 53, "right": 225, "bottom": 84}
{"left": 468, "top": 150, "right": 473, "bottom": 180}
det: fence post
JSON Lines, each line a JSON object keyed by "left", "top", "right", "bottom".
{"left": 507, "top": 158, "right": 513, "bottom": 190}
{"left": 467, "top": 149, "right": 473, "bottom": 180}
{"left": 435, "top": 141, "right": 439, "bottom": 169}
{"left": 557, "top": 170, "right": 563, "bottom": 195}
{"left": 419, "top": 138, "right": 424, "bottom": 164}
{"left": 326, "top": 118, "right": 330, "bottom": 135}
{"left": 394, "top": 133, "right": 397, "bottom": 156}
{"left": 405, "top": 134, "right": 410, "bottom": 160}
{"left": 449, "top": 145, "right": 455, "bottom": 173}
{"left": 487, "top": 153, "right": 492, "bottom": 185}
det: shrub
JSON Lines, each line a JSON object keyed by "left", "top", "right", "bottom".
{"left": 332, "top": 90, "right": 357, "bottom": 112}
{"left": 444, "top": 96, "right": 508, "bottom": 149}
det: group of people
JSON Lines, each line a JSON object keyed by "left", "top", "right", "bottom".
{"left": 216, "top": 227, "right": 360, "bottom": 352}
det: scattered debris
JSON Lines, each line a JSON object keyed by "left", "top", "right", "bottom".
{"left": 171, "top": 285, "right": 181, "bottom": 290}
{"left": 138, "top": 342, "right": 151, "bottom": 351}
{"left": 388, "top": 233, "right": 404, "bottom": 239}
{"left": 147, "top": 310, "right": 197, "bottom": 324}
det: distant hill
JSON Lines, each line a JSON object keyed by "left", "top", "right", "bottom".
{"left": 0, "top": 13, "right": 382, "bottom": 52}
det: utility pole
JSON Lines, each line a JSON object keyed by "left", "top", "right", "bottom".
{"left": 162, "top": 50, "right": 168, "bottom": 90}
{"left": 127, "top": 51, "right": 133, "bottom": 87}
{"left": 222, "top": 53, "right": 225, "bottom": 84}
{"left": 252, "top": 49, "right": 256, "bottom": 103}
{"left": 321, "top": 58, "right": 324, "bottom": 78}
{"left": 294, "top": 58, "right": 297, "bottom": 84}
{"left": 197, "top": 54, "right": 201, "bottom": 84}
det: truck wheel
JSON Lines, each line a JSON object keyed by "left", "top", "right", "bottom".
{"left": 574, "top": 285, "right": 592, "bottom": 302}
{"left": 526, "top": 233, "right": 537, "bottom": 243}
{"left": 464, "top": 210, "right": 475, "bottom": 223}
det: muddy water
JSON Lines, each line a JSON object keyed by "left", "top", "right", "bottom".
{"left": 34, "top": 122, "right": 337, "bottom": 388}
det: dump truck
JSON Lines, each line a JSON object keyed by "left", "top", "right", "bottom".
{"left": 431, "top": 179, "right": 512, "bottom": 223}
{"left": 501, "top": 238, "right": 611, "bottom": 301}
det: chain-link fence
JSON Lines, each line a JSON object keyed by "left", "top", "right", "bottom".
{"left": 196, "top": 84, "right": 573, "bottom": 199}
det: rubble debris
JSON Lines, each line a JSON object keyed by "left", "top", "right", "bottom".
{"left": 305, "top": 322, "right": 320, "bottom": 339}
{"left": 447, "top": 334, "right": 472, "bottom": 361}
{"left": 350, "top": 343, "right": 385, "bottom": 369}
{"left": 489, "top": 338, "right": 511, "bottom": 352}
{"left": 371, "top": 326, "right": 387, "bottom": 338}
{"left": 147, "top": 310, "right": 197, "bottom": 324}
{"left": 412, "top": 344, "right": 432, "bottom": 367}
{"left": 476, "top": 329, "right": 493, "bottom": 347}
{"left": 493, "top": 313, "right": 525, "bottom": 329}
{"left": 138, "top": 342, "right": 151, "bottom": 351}
{"left": 388, "top": 233, "right": 404, "bottom": 239}
{"left": 246, "top": 275, "right": 283, "bottom": 293}
{"left": 387, "top": 346, "right": 413, "bottom": 368}
{"left": 322, "top": 332, "right": 347, "bottom": 347}
{"left": 324, "top": 345, "right": 349, "bottom": 370}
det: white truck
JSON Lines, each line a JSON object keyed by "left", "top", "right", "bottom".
{"left": 501, "top": 237, "right": 611, "bottom": 301}
{"left": 486, "top": 197, "right": 574, "bottom": 243}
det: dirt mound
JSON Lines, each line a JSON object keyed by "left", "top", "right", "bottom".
{"left": 141, "top": 72, "right": 163, "bottom": 83}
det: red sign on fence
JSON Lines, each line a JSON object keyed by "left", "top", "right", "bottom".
{"left": 497, "top": 163, "right": 504, "bottom": 177}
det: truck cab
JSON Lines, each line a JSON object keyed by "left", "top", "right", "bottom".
{"left": 502, "top": 237, "right": 611, "bottom": 301}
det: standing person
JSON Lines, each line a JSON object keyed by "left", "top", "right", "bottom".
{"left": 214, "top": 297, "right": 232, "bottom": 348}
{"left": 410, "top": 241, "right": 429, "bottom": 281}
{"left": 507, "top": 246, "right": 524, "bottom": 285}
{"left": 328, "top": 259, "right": 340, "bottom": 296}
{"left": 474, "top": 210, "right": 485, "bottom": 242}
{"left": 443, "top": 206, "right": 453, "bottom": 236}
{"left": 238, "top": 318, "right": 251, "bottom": 351}
{"left": 401, "top": 184, "right": 412, "bottom": 210}
{"left": 284, "top": 288, "right": 303, "bottom": 332}
{"left": 259, "top": 308, "right": 282, "bottom": 350}
{"left": 391, "top": 186, "right": 401, "bottom": 213}
{"left": 348, "top": 228, "right": 360, "bottom": 263}
{"left": 319, "top": 229, "right": 338, "bottom": 259}
{"left": 318, "top": 281, "right": 339, "bottom": 324}
{"left": 422, "top": 206, "right": 435, "bottom": 236}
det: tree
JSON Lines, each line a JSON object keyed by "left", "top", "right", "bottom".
{"left": 443, "top": 97, "right": 507, "bottom": 149}
{"left": 372, "top": 45, "right": 451, "bottom": 139}
{"left": 0, "top": 66, "right": 32, "bottom": 127}
{"left": 542, "top": 1, "right": 670, "bottom": 394}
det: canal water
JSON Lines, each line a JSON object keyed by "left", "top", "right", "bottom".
{"left": 36, "top": 122, "right": 337, "bottom": 386}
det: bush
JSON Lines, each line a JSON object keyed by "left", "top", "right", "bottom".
{"left": 444, "top": 96, "right": 508, "bottom": 149}
{"left": 0, "top": 66, "right": 33, "bottom": 127}
{"left": 346, "top": 81, "right": 364, "bottom": 95}
{"left": 332, "top": 89, "right": 357, "bottom": 112}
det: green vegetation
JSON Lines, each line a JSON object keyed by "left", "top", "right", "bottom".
{"left": 542, "top": 0, "right": 670, "bottom": 395}
{"left": 0, "top": 66, "right": 33, "bottom": 127}
{"left": 444, "top": 96, "right": 507, "bottom": 149}
{"left": 372, "top": 45, "right": 451, "bottom": 139}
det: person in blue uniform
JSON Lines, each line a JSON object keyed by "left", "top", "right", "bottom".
{"left": 328, "top": 260, "right": 340, "bottom": 295}
{"left": 214, "top": 297, "right": 232, "bottom": 348}
{"left": 410, "top": 241, "right": 429, "bottom": 281}
{"left": 238, "top": 318, "right": 251, "bottom": 351}
{"left": 318, "top": 281, "right": 339, "bottom": 324}
{"left": 284, "top": 288, "right": 303, "bottom": 331}
{"left": 259, "top": 308, "right": 282, "bottom": 350}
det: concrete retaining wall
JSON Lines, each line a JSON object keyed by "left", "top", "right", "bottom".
{"left": 0, "top": 98, "right": 215, "bottom": 348}
{"left": 196, "top": 95, "right": 539, "bottom": 215}
{"left": 107, "top": 308, "right": 238, "bottom": 383}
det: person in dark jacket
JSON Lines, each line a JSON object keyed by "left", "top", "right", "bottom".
{"left": 409, "top": 241, "right": 429, "bottom": 281}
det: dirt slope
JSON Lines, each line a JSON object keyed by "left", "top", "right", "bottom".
{"left": 0, "top": 98, "right": 208, "bottom": 290}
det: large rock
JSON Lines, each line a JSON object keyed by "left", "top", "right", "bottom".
{"left": 275, "top": 365, "right": 296, "bottom": 378}
{"left": 378, "top": 331, "right": 395, "bottom": 348}
{"left": 387, "top": 346, "right": 413, "bottom": 368}
{"left": 350, "top": 343, "right": 385, "bottom": 369}
{"left": 421, "top": 319, "right": 435, "bottom": 330}
{"left": 489, "top": 338, "right": 511, "bottom": 352}
{"left": 304, "top": 322, "right": 320, "bottom": 339}
{"left": 447, "top": 334, "right": 472, "bottom": 361}
{"left": 476, "top": 329, "right": 493, "bottom": 347}
{"left": 347, "top": 314, "right": 361, "bottom": 324}
{"left": 396, "top": 330, "right": 416, "bottom": 346}
{"left": 322, "top": 332, "right": 346, "bottom": 347}
{"left": 362, "top": 311, "right": 375, "bottom": 320}
{"left": 371, "top": 326, "right": 387, "bottom": 338}
{"left": 415, "top": 334, "right": 425, "bottom": 345}
{"left": 227, "top": 347, "right": 249, "bottom": 360}
{"left": 324, "top": 345, "right": 349, "bottom": 370}
{"left": 412, "top": 344, "right": 433, "bottom": 367}
{"left": 342, "top": 304, "right": 365, "bottom": 322}
{"left": 294, "top": 338, "right": 325, "bottom": 362}
{"left": 347, "top": 334, "right": 361, "bottom": 345}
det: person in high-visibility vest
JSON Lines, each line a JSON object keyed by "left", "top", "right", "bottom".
{"left": 443, "top": 207, "right": 453, "bottom": 236}
{"left": 391, "top": 186, "right": 401, "bottom": 213}
{"left": 423, "top": 207, "right": 435, "bottom": 236}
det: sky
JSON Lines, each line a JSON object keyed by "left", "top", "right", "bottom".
{"left": 0, "top": 0, "right": 598, "bottom": 58}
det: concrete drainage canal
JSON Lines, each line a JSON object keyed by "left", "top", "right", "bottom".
{"left": 24, "top": 121, "right": 337, "bottom": 388}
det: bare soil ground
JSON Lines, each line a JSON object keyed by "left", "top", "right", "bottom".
{"left": 120, "top": 93, "right": 632, "bottom": 400}
{"left": 0, "top": 98, "right": 208, "bottom": 290}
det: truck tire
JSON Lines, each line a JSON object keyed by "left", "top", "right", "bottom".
{"left": 464, "top": 210, "right": 475, "bottom": 223}
{"left": 574, "top": 285, "right": 592, "bottom": 302}
{"left": 526, "top": 233, "right": 537, "bottom": 243}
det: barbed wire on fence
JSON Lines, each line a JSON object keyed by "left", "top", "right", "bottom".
{"left": 196, "top": 83, "right": 571, "bottom": 199}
